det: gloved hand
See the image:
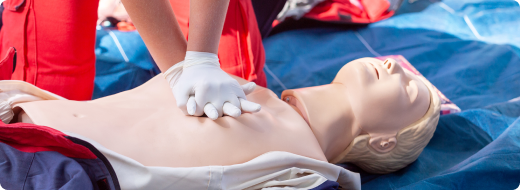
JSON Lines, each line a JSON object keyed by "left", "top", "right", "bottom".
{"left": 164, "top": 51, "right": 261, "bottom": 120}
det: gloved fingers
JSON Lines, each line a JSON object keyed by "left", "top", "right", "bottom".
{"left": 193, "top": 82, "right": 216, "bottom": 117}
{"left": 186, "top": 96, "right": 196, "bottom": 116}
{"left": 203, "top": 103, "right": 219, "bottom": 120}
{"left": 172, "top": 86, "right": 191, "bottom": 116}
{"left": 227, "top": 96, "right": 241, "bottom": 108}
{"left": 239, "top": 98, "right": 261, "bottom": 113}
{"left": 192, "top": 105, "right": 206, "bottom": 117}
{"left": 191, "top": 92, "right": 205, "bottom": 116}
{"left": 218, "top": 91, "right": 241, "bottom": 117}
{"left": 241, "top": 82, "right": 257, "bottom": 95}
{"left": 223, "top": 102, "right": 242, "bottom": 118}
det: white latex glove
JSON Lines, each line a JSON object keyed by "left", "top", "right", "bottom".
{"left": 164, "top": 51, "right": 261, "bottom": 120}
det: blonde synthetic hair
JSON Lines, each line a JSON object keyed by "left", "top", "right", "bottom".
{"left": 330, "top": 76, "right": 441, "bottom": 174}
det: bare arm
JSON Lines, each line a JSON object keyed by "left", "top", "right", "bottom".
{"left": 187, "top": 0, "right": 230, "bottom": 54}
{"left": 121, "top": 0, "right": 187, "bottom": 72}
{"left": 120, "top": 0, "right": 230, "bottom": 72}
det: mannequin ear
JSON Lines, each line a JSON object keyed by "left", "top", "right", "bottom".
{"left": 368, "top": 135, "right": 397, "bottom": 153}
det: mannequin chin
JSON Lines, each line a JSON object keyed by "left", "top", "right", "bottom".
{"left": 3, "top": 58, "right": 440, "bottom": 174}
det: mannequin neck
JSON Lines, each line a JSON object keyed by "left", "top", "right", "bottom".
{"left": 281, "top": 84, "right": 361, "bottom": 161}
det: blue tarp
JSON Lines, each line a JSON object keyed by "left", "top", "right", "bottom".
{"left": 262, "top": 0, "right": 520, "bottom": 189}
{"left": 94, "top": 28, "right": 160, "bottom": 99}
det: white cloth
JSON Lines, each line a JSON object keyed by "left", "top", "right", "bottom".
{"left": 0, "top": 90, "right": 43, "bottom": 123}
{"left": 66, "top": 132, "right": 361, "bottom": 190}
{"left": 0, "top": 81, "right": 64, "bottom": 123}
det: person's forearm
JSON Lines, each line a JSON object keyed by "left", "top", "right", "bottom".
{"left": 121, "top": 0, "right": 187, "bottom": 72}
{"left": 187, "top": 0, "right": 230, "bottom": 54}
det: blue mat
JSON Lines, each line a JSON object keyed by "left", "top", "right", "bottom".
{"left": 262, "top": 0, "right": 520, "bottom": 189}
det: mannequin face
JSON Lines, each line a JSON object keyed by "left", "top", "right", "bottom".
{"left": 283, "top": 58, "right": 430, "bottom": 155}
{"left": 334, "top": 58, "right": 430, "bottom": 131}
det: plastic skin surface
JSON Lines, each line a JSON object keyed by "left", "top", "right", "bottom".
{"left": 17, "top": 75, "right": 326, "bottom": 167}
{"left": 15, "top": 58, "right": 430, "bottom": 168}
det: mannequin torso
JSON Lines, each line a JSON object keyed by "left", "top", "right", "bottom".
{"left": 17, "top": 74, "right": 327, "bottom": 167}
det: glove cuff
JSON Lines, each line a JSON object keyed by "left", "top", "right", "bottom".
{"left": 184, "top": 51, "right": 220, "bottom": 68}
{"left": 163, "top": 60, "right": 186, "bottom": 88}
{"left": 164, "top": 51, "right": 221, "bottom": 87}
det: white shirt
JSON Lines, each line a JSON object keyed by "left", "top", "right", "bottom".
{"left": 67, "top": 132, "right": 361, "bottom": 190}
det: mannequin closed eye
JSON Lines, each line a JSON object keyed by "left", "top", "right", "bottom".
{"left": 367, "top": 63, "right": 379, "bottom": 79}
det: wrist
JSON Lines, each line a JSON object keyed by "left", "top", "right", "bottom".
{"left": 184, "top": 51, "right": 220, "bottom": 68}
{"left": 163, "top": 51, "right": 222, "bottom": 87}
{"left": 163, "top": 60, "right": 186, "bottom": 87}
{"left": 185, "top": 51, "right": 218, "bottom": 60}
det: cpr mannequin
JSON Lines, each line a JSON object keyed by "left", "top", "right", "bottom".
{"left": 1, "top": 58, "right": 440, "bottom": 188}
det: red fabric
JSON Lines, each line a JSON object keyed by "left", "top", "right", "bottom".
{"left": 2, "top": 0, "right": 24, "bottom": 11}
{"left": 0, "top": 121, "right": 97, "bottom": 159}
{"left": 117, "top": 21, "right": 136, "bottom": 31}
{"left": 169, "top": 0, "right": 267, "bottom": 87}
{"left": 0, "top": 0, "right": 98, "bottom": 100}
{"left": 0, "top": 47, "right": 15, "bottom": 80}
{"left": 304, "top": 0, "right": 393, "bottom": 24}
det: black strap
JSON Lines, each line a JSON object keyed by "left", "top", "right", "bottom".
{"left": 12, "top": 47, "right": 16, "bottom": 73}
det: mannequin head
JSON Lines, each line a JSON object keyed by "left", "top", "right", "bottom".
{"left": 282, "top": 58, "right": 441, "bottom": 173}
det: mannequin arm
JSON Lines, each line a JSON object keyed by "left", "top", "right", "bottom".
{"left": 121, "top": 0, "right": 187, "bottom": 72}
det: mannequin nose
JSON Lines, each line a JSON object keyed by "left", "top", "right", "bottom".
{"left": 383, "top": 58, "right": 398, "bottom": 74}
